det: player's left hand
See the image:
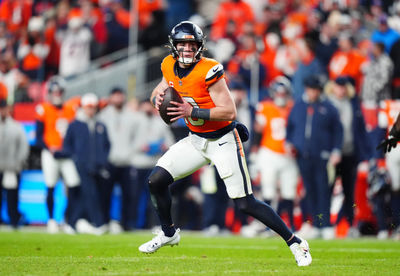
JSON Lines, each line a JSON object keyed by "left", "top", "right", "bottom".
{"left": 377, "top": 136, "right": 399, "bottom": 153}
{"left": 167, "top": 99, "right": 193, "bottom": 122}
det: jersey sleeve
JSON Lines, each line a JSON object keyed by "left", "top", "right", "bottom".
{"left": 205, "top": 63, "right": 225, "bottom": 88}
{"left": 160, "top": 55, "right": 173, "bottom": 78}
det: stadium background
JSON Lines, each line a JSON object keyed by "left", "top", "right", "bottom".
{"left": 0, "top": 0, "right": 399, "bottom": 239}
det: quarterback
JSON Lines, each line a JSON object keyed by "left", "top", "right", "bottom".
{"left": 138, "top": 21, "right": 312, "bottom": 266}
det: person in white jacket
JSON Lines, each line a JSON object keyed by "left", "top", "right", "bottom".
{"left": 98, "top": 88, "right": 141, "bottom": 232}
{"left": 0, "top": 99, "right": 29, "bottom": 228}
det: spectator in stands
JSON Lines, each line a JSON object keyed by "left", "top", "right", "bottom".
{"left": 57, "top": 16, "right": 92, "bottom": 78}
{"left": 0, "top": 55, "right": 27, "bottom": 104}
{"left": 361, "top": 42, "right": 393, "bottom": 104}
{"left": 210, "top": 0, "right": 255, "bottom": 41}
{"left": 69, "top": 0, "right": 108, "bottom": 59}
{"left": 35, "top": 76, "right": 80, "bottom": 234}
{"left": 138, "top": 9, "right": 168, "bottom": 51}
{"left": 371, "top": 14, "right": 400, "bottom": 53}
{"left": 314, "top": 22, "right": 338, "bottom": 69}
{"left": 292, "top": 39, "right": 326, "bottom": 100}
{"left": 98, "top": 87, "right": 140, "bottom": 232}
{"left": 328, "top": 32, "right": 367, "bottom": 92}
{"left": 325, "top": 76, "right": 370, "bottom": 237}
{"left": 103, "top": 0, "right": 130, "bottom": 54}
{"left": 63, "top": 93, "right": 109, "bottom": 235}
{"left": 42, "top": 0, "right": 71, "bottom": 77}
{"left": 286, "top": 75, "right": 343, "bottom": 240}
{"left": 0, "top": 0, "right": 32, "bottom": 36}
{"left": 17, "top": 16, "right": 49, "bottom": 82}
{"left": 131, "top": 99, "right": 174, "bottom": 228}
{"left": 0, "top": 99, "right": 29, "bottom": 228}
{"left": 243, "top": 76, "right": 298, "bottom": 237}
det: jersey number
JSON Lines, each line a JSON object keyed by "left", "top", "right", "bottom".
{"left": 183, "top": 97, "right": 205, "bottom": 126}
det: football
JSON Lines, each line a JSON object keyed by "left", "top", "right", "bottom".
{"left": 159, "top": 86, "right": 184, "bottom": 124}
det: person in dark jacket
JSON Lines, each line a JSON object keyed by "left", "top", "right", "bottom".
{"left": 325, "top": 76, "right": 371, "bottom": 237}
{"left": 286, "top": 75, "right": 343, "bottom": 240}
{"left": 63, "top": 93, "right": 110, "bottom": 234}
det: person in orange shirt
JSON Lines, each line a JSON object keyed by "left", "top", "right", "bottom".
{"left": 138, "top": 21, "right": 312, "bottom": 267}
{"left": 0, "top": 0, "right": 32, "bottom": 35}
{"left": 210, "top": 0, "right": 255, "bottom": 41}
{"left": 35, "top": 76, "right": 80, "bottom": 234}
{"left": 328, "top": 32, "right": 367, "bottom": 92}
{"left": 253, "top": 76, "right": 298, "bottom": 232}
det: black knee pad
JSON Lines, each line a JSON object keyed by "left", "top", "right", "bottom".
{"left": 233, "top": 194, "right": 257, "bottom": 214}
{"left": 148, "top": 166, "right": 174, "bottom": 193}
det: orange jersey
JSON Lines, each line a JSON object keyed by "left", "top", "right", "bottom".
{"left": 328, "top": 49, "right": 366, "bottom": 91}
{"left": 379, "top": 99, "right": 400, "bottom": 129}
{"left": 256, "top": 100, "right": 293, "bottom": 154}
{"left": 35, "top": 101, "right": 77, "bottom": 150}
{"left": 161, "top": 55, "right": 231, "bottom": 134}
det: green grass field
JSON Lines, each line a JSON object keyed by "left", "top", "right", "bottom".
{"left": 1, "top": 230, "right": 399, "bottom": 275}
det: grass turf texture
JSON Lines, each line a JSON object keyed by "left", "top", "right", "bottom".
{"left": 1, "top": 231, "right": 399, "bottom": 275}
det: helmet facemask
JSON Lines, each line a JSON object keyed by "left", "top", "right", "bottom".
{"left": 169, "top": 37, "right": 203, "bottom": 65}
{"left": 168, "top": 21, "right": 205, "bottom": 65}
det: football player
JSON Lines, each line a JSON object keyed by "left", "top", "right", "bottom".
{"left": 246, "top": 76, "right": 298, "bottom": 235}
{"left": 138, "top": 21, "right": 312, "bottom": 266}
{"left": 377, "top": 102, "right": 400, "bottom": 238}
{"left": 35, "top": 76, "right": 80, "bottom": 233}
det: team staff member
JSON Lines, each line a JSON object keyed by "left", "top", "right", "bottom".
{"left": 0, "top": 99, "right": 29, "bottom": 228}
{"left": 286, "top": 75, "right": 343, "bottom": 240}
{"left": 35, "top": 76, "right": 80, "bottom": 233}
{"left": 63, "top": 93, "right": 109, "bottom": 234}
{"left": 138, "top": 21, "right": 312, "bottom": 267}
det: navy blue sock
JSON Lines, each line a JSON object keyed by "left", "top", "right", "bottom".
{"left": 46, "top": 188, "right": 54, "bottom": 219}
{"left": 234, "top": 195, "right": 293, "bottom": 241}
{"left": 286, "top": 235, "right": 302, "bottom": 246}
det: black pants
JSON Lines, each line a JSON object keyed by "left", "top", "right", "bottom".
{"left": 335, "top": 155, "right": 358, "bottom": 226}
{"left": 202, "top": 167, "right": 229, "bottom": 229}
{"left": 77, "top": 168, "right": 105, "bottom": 227}
{"left": 100, "top": 165, "right": 136, "bottom": 229}
{"left": 0, "top": 173, "right": 21, "bottom": 227}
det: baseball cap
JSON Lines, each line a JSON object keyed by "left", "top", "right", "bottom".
{"left": 110, "top": 87, "right": 125, "bottom": 95}
{"left": 335, "top": 76, "right": 349, "bottom": 86}
{"left": 303, "top": 75, "right": 324, "bottom": 90}
{"left": 81, "top": 93, "right": 99, "bottom": 107}
{"left": 379, "top": 14, "right": 388, "bottom": 25}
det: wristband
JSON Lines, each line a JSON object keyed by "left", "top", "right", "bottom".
{"left": 191, "top": 108, "right": 210, "bottom": 120}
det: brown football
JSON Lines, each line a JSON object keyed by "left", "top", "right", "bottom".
{"left": 159, "top": 86, "right": 184, "bottom": 125}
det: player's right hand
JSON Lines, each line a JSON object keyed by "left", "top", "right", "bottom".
{"left": 153, "top": 90, "right": 165, "bottom": 110}
{"left": 377, "top": 136, "right": 399, "bottom": 153}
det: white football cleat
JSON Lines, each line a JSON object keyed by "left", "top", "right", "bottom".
{"left": 290, "top": 238, "right": 312, "bottom": 266}
{"left": 47, "top": 219, "right": 59, "bottom": 234}
{"left": 139, "top": 228, "right": 180, "bottom": 253}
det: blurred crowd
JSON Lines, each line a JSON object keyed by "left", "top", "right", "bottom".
{"left": 1, "top": 0, "right": 400, "bottom": 240}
